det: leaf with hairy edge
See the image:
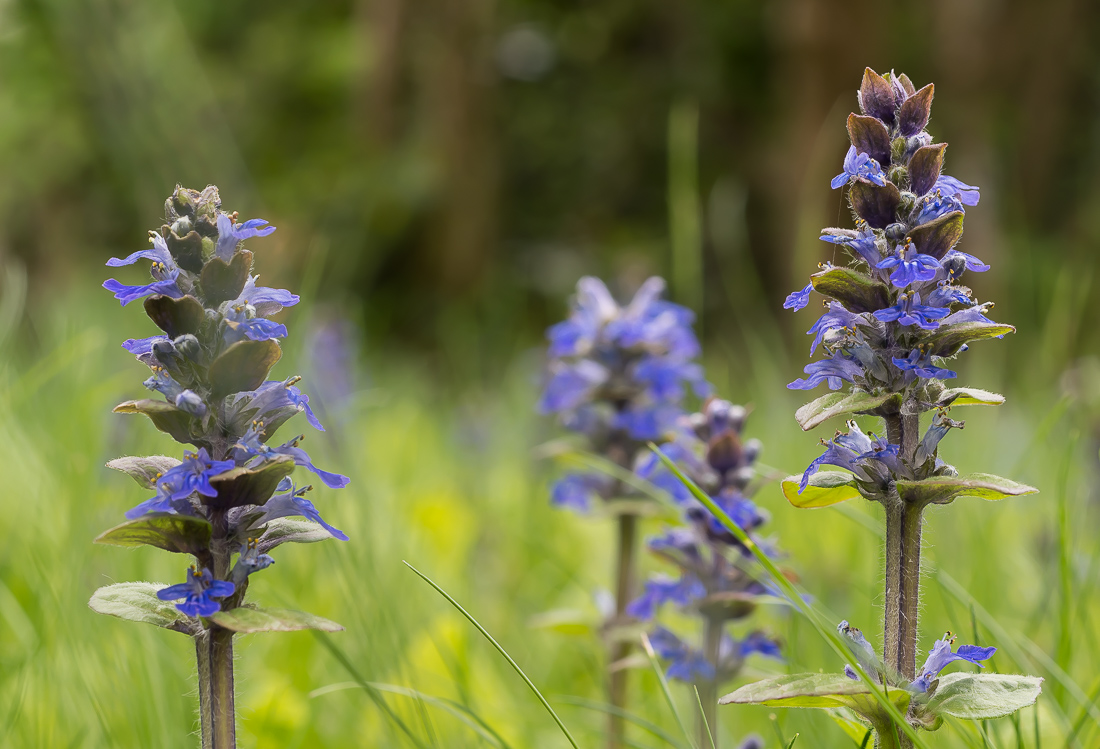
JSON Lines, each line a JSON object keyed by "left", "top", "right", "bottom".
{"left": 907, "top": 211, "right": 963, "bottom": 260}
{"left": 849, "top": 180, "right": 902, "bottom": 229}
{"left": 936, "top": 388, "right": 1005, "bottom": 408}
{"left": 810, "top": 267, "right": 891, "bottom": 314}
{"left": 88, "top": 582, "right": 198, "bottom": 634}
{"left": 106, "top": 455, "right": 182, "bottom": 489}
{"left": 719, "top": 673, "right": 910, "bottom": 714}
{"left": 916, "top": 673, "right": 1042, "bottom": 721}
{"left": 206, "top": 456, "right": 295, "bottom": 510}
{"left": 200, "top": 249, "right": 252, "bottom": 306}
{"left": 796, "top": 391, "right": 899, "bottom": 431}
{"left": 209, "top": 339, "right": 282, "bottom": 398}
{"left": 210, "top": 606, "right": 344, "bottom": 634}
{"left": 144, "top": 294, "right": 206, "bottom": 338}
{"left": 896, "top": 473, "right": 1038, "bottom": 506}
{"left": 924, "top": 321, "right": 1015, "bottom": 357}
{"left": 783, "top": 472, "right": 862, "bottom": 509}
{"left": 113, "top": 399, "right": 200, "bottom": 446}
{"left": 907, "top": 144, "right": 946, "bottom": 197}
{"left": 255, "top": 517, "right": 336, "bottom": 553}
{"left": 847, "top": 113, "right": 891, "bottom": 166}
{"left": 95, "top": 513, "right": 212, "bottom": 555}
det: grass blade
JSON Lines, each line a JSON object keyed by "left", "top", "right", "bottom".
{"left": 403, "top": 561, "right": 580, "bottom": 749}
{"left": 648, "top": 444, "right": 930, "bottom": 749}
{"left": 555, "top": 695, "right": 690, "bottom": 749}
{"left": 311, "top": 681, "right": 511, "bottom": 748}
{"left": 640, "top": 632, "right": 695, "bottom": 747}
{"left": 314, "top": 633, "right": 430, "bottom": 749}
{"left": 692, "top": 685, "right": 716, "bottom": 749}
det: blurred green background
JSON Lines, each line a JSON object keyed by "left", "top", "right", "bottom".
{"left": 2, "top": 0, "right": 1100, "bottom": 746}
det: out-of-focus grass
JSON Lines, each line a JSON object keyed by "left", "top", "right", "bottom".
{"left": 0, "top": 281, "right": 1098, "bottom": 748}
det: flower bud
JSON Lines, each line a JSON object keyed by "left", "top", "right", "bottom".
{"left": 885, "top": 223, "right": 907, "bottom": 242}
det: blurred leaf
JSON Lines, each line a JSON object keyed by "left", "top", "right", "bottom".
{"left": 811, "top": 267, "right": 891, "bottom": 313}
{"left": 783, "top": 472, "right": 862, "bottom": 509}
{"left": 95, "top": 513, "right": 211, "bottom": 555}
{"left": 210, "top": 606, "right": 344, "bottom": 633}
{"left": 88, "top": 582, "right": 197, "bottom": 635}
{"left": 144, "top": 294, "right": 205, "bottom": 338}
{"left": 200, "top": 250, "right": 251, "bottom": 306}
{"left": 896, "top": 473, "right": 1038, "bottom": 506}
{"left": 926, "top": 321, "right": 1015, "bottom": 357}
{"left": 796, "top": 391, "right": 899, "bottom": 431}
{"left": 255, "top": 517, "right": 336, "bottom": 553}
{"left": 527, "top": 608, "right": 593, "bottom": 636}
{"left": 206, "top": 456, "right": 295, "bottom": 510}
{"left": 113, "top": 399, "right": 200, "bottom": 446}
{"left": 209, "top": 339, "right": 282, "bottom": 398}
{"left": 936, "top": 388, "right": 1005, "bottom": 407}
{"left": 827, "top": 708, "right": 873, "bottom": 745}
{"left": 916, "top": 673, "right": 1043, "bottom": 720}
{"left": 105, "top": 455, "right": 181, "bottom": 489}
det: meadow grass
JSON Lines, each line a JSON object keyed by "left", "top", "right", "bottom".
{"left": 0, "top": 283, "right": 1097, "bottom": 748}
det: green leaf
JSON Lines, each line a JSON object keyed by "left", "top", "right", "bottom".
{"left": 255, "top": 517, "right": 337, "bottom": 553}
{"left": 95, "top": 513, "right": 212, "bottom": 554}
{"left": 796, "top": 391, "right": 899, "bottom": 431}
{"left": 205, "top": 456, "right": 295, "bottom": 510}
{"left": 918, "top": 673, "right": 1043, "bottom": 720}
{"left": 113, "top": 399, "right": 200, "bottom": 446}
{"left": 936, "top": 388, "right": 1005, "bottom": 408}
{"left": 209, "top": 605, "right": 344, "bottom": 633}
{"left": 105, "top": 455, "right": 181, "bottom": 489}
{"left": 810, "top": 267, "right": 891, "bottom": 314}
{"left": 527, "top": 608, "right": 594, "bottom": 636}
{"left": 896, "top": 473, "right": 1039, "bottom": 506}
{"left": 827, "top": 709, "right": 873, "bottom": 746}
{"left": 924, "top": 321, "right": 1015, "bottom": 357}
{"left": 144, "top": 294, "right": 206, "bottom": 337}
{"left": 88, "top": 582, "right": 197, "bottom": 634}
{"left": 200, "top": 249, "right": 252, "bottom": 306}
{"left": 209, "top": 339, "right": 282, "bottom": 399}
{"left": 783, "top": 471, "right": 862, "bottom": 509}
{"left": 719, "top": 673, "right": 910, "bottom": 715}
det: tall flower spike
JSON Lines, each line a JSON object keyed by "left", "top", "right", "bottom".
{"left": 632, "top": 399, "right": 782, "bottom": 749}
{"left": 90, "top": 185, "right": 349, "bottom": 747}
{"left": 539, "top": 275, "right": 709, "bottom": 748}
{"left": 721, "top": 70, "right": 1041, "bottom": 747}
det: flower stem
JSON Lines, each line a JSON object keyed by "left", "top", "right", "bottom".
{"left": 884, "top": 412, "right": 922, "bottom": 749}
{"left": 698, "top": 615, "right": 722, "bottom": 749}
{"left": 609, "top": 512, "right": 638, "bottom": 749}
{"left": 871, "top": 717, "right": 902, "bottom": 749}
{"left": 196, "top": 504, "right": 237, "bottom": 748}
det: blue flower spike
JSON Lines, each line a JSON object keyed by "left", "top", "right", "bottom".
{"left": 629, "top": 399, "right": 782, "bottom": 746}
{"left": 722, "top": 70, "right": 1041, "bottom": 742}
{"left": 91, "top": 185, "right": 350, "bottom": 747}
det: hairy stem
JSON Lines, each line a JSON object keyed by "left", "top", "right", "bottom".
{"left": 871, "top": 717, "right": 902, "bottom": 749}
{"left": 698, "top": 615, "right": 722, "bottom": 748}
{"left": 196, "top": 634, "right": 213, "bottom": 749}
{"left": 196, "top": 507, "right": 236, "bottom": 748}
{"left": 608, "top": 512, "right": 638, "bottom": 749}
{"left": 884, "top": 412, "right": 922, "bottom": 749}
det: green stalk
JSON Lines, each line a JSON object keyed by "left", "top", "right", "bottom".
{"left": 198, "top": 504, "right": 236, "bottom": 748}
{"left": 609, "top": 513, "right": 638, "bottom": 749}
{"left": 698, "top": 616, "right": 722, "bottom": 749}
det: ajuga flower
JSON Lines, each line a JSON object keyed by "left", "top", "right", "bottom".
{"left": 633, "top": 399, "right": 782, "bottom": 747}
{"left": 540, "top": 275, "right": 708, "bottom": 746}
{"left": 723, "top": 69, "right": 1041, "bottom": 746}
{"left": 90, "top": 185, "right": 349, "bottom": 747}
